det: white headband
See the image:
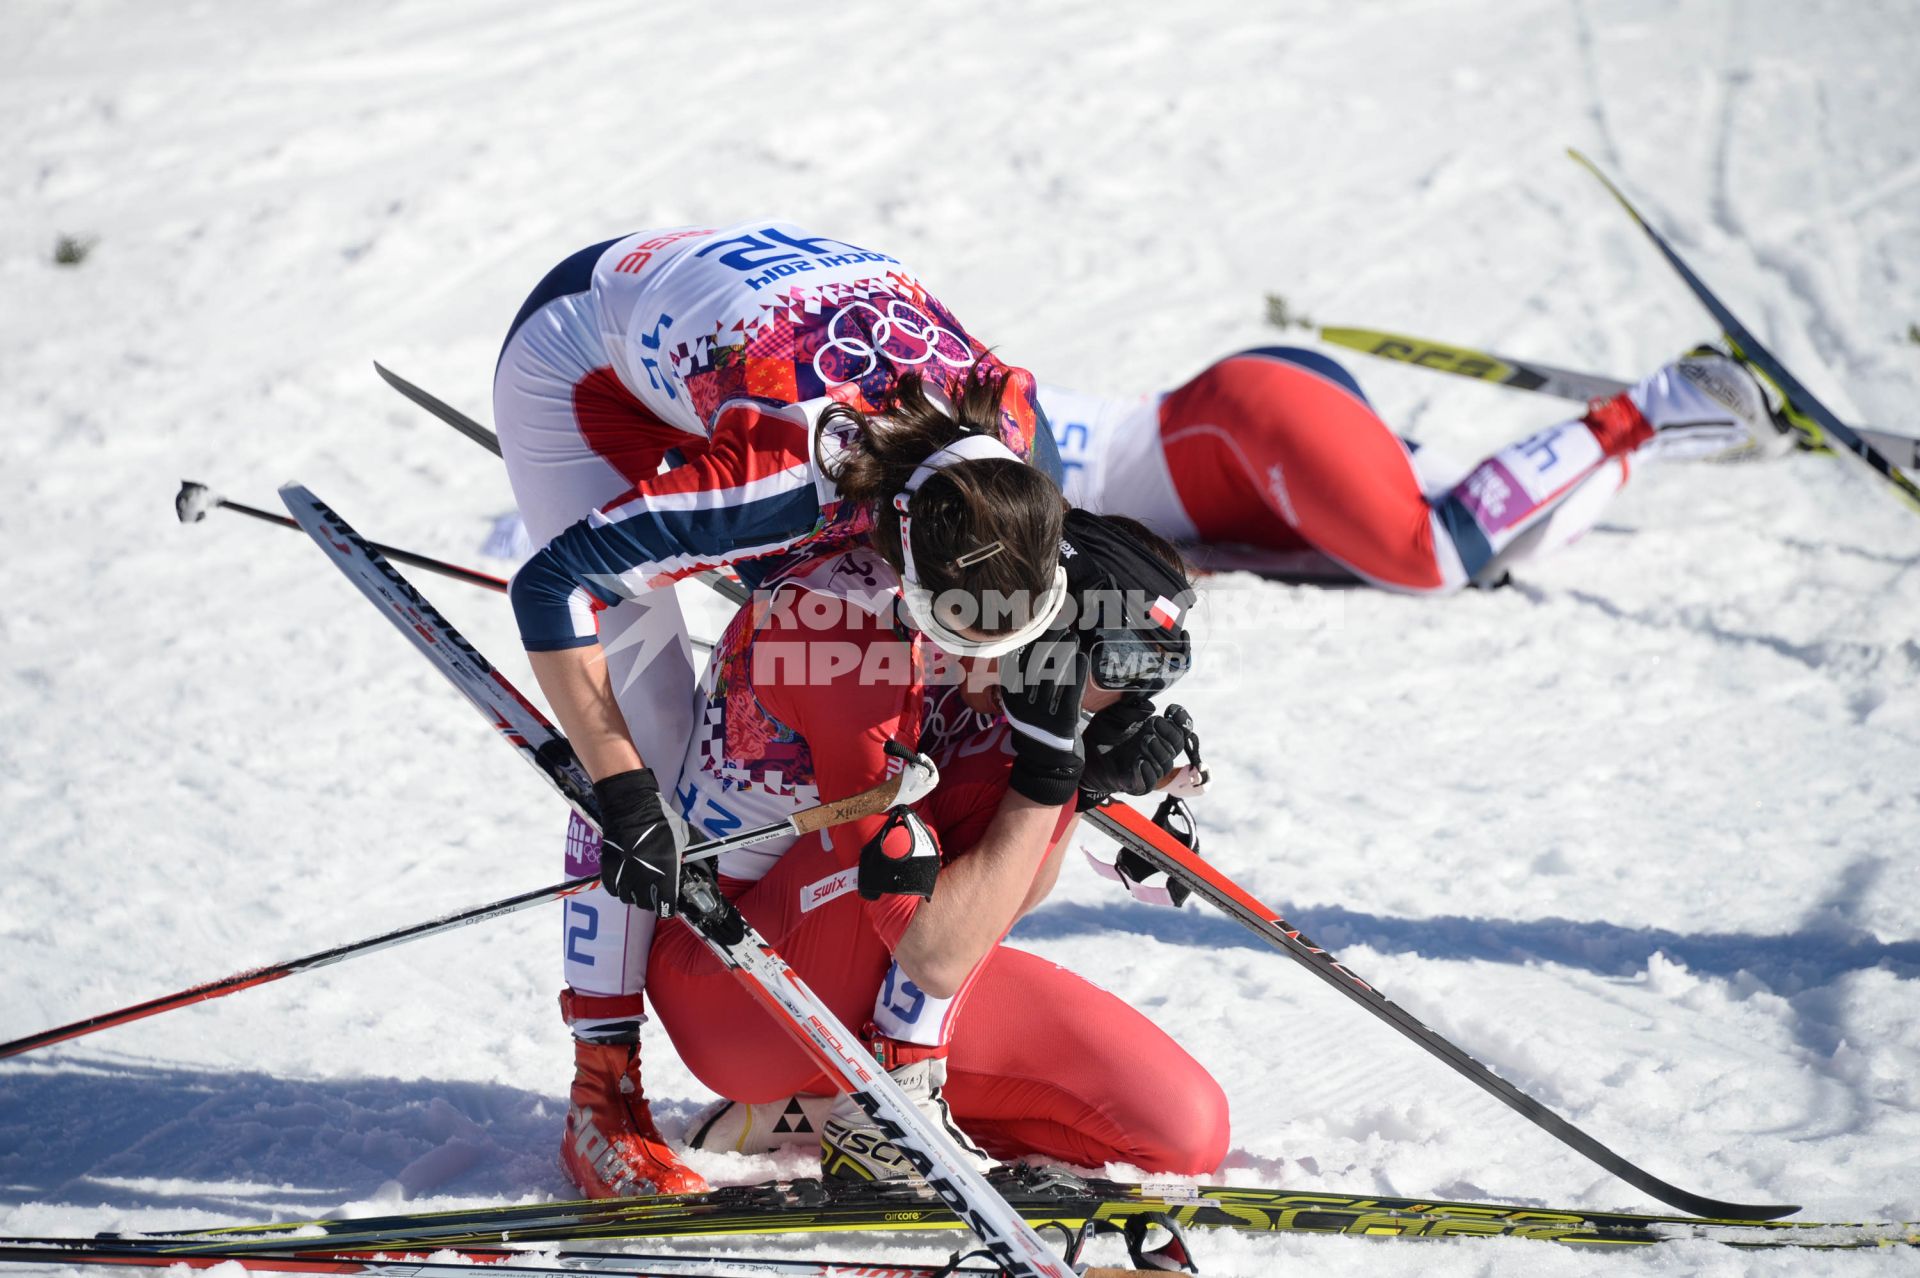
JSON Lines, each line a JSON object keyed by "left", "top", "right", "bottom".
{"left": 889, "top": 435, "right": 1068, "bottom": 658}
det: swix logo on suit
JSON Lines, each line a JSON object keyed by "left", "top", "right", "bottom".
{"left": 800, "top": 868, "right": 857, "bottom": 913}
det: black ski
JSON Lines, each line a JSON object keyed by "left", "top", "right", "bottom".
{"left": 1568, "top": 149, "right": 1920, "bottom": 513}
{"left": 1318, "top": 326, "right": 1631, "bottom": 402}
{"left": 0, "top": 1241, "right": 1017, "bottom": 1278}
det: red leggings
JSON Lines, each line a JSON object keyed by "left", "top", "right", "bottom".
{"left": 647, "top": 734, "right": 1231, "bottom": 1174}
{"left": 1159, "top": 349, "right": 1455, "bottom": 590}
{"left": 1157, "top": 348, "right": 1639, "bottom": 590}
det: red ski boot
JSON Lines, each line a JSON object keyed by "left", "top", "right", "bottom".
{"left": 561, "top": 1039, "right": 707, "bottom": 1198}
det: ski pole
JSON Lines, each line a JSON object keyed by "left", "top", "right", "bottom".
{"left": 177, "top": 480, "right": 508, "bottom": 594}
{"left": 0, "top": 753, "right": 935, "bottom": 1062}
{"left": 375, "top": 360, "right": 505, "bottom": 458}
{"left": 372, "top": 363, "right": 751, "bottom": 606}
{"left": 178, "top": 481, "right": 719, "bottom": 654}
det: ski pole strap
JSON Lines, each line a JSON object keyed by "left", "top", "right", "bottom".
{"left": 1122, "top": 1211, "right": 1199, "bottom": 1273}
{"left": 1083, "top": 795, "right": 1196, "bottom": 910}
{"left": 858, "top": 808, "right": 940, "bottom": 901}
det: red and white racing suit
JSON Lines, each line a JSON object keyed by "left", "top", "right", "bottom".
{"left": 1041, "top": 345, "right": 1646, "bottom": 590}
{"left": 644, "top": 545, "right": 1229, "bottom": 1174}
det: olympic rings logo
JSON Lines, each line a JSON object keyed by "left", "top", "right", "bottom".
{"left": 812, "top": 299, "right": 975, "bottom": 385}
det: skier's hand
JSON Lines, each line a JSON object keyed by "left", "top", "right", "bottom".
{"left": 999, "top": 628, "right": 1087, "bottom": 806}
{"left": 1078, "top": 695, "right": 1188, "bottom": 807}
{"left": 592, "top": 768, "right": 685, "bottom": 916}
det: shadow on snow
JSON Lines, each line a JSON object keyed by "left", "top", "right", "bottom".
{"left": 0, "top": 1060, "right": 577, "bottom": 1216}
{"left": 1012, "top": 896, "right": 1920, "bottom": 993}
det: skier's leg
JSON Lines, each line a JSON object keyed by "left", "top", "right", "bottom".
{"left": 659, "top": 833, "right": 917, "bottom": 1155}
{"left": 662, "top": 847, "right": 1230, "bottom": 1173}
{"left": 1154, "top": 347, "right": 1674, "bottom": 589}
{"left": 647, "top": 835, "right": 904, "bottom": 1103}
{"left": 891, "top": 737, "right": 1228, "bottom": 1174}
{"left": 493, "top": 239, "right": 697, "bottom": 521}
{"left": 1459, "top": 456, "right": 1632, "bottom": 577}
{"left": 1154, "top": 348, "right": 1469, "bottom": 589}
{"left": 1425, "top": 400, "right": 1649, "bottom": 585}
{"left": 547, "top": 596, "right": 699, "bottom": 1200}
{"left": 494, "top": 248, "right": 704, "bottom": 1197}
{"left": 1430, "top": 349, "right": 1786, "bottom": 580}
{"left": 654, "top": 726, "right": 1084, "bottom": 1177}
{"left": 943, "top": 947, "right": 1230, "bottom": 1175}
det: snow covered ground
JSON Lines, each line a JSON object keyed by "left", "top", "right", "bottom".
{"left": 4, "top": 0, "right": 1918, "bottom": 1274}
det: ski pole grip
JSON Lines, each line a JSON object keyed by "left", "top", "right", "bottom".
{"left": 788, "top": 748, "right": 940, "bottom": 835}
{"left": 1153, "top": 762, "right": 1209, "bottom": 797}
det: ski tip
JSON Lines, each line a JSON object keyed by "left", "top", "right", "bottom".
{"left": 1698, "top": 1201, "right": 1802, "bottom": 1223}
{"left": 1566, "top": 149, "right": 1643, "bottom": 221}
{"left": 372, "top": 360, "right": 417, "bottom": 396}
{"left": 1749, "top": 1204, "right": 1803, "bottom": 1223}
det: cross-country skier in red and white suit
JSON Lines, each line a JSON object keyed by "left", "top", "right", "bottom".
{"left": 494, "top": 221, "right": 1070, "bottom": 1198}
{"left": 648, "top": 510, "right": 1228, "bottom": 1179}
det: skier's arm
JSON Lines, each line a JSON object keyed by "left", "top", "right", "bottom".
{"left": 1016, "top": 814, "right": 1075, "bottom": 915}
{"left": 892, "top": 637, "right": 1088, "bottom": 997}
{"left": 528, "top": 647, "right": 644, "bottom": 779}
{"left": 508, "top": 402, "right": 821, "bottom": 653}
{"left": 892, "top": 796, "right": 1066, "bottom": 998}
{"left": 512, "top": 403, "right": 824, "bottom": 779}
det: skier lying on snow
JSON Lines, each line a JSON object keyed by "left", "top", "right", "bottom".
{"left": 492, "top": 218, "right": 1788, "bottom": 1198}
{"left": 1045, "top": 342, "right": 1791, "bottom": 590}
{"left": 495, "top": 221, "right": 1210, "bottom": 1195}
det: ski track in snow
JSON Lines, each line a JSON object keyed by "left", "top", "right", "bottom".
{"left": 3, "top": 1, "right": 1917, "bottom": 1274}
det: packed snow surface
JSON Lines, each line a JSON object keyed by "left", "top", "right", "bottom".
{"left": 3, "top": 1, "right": 1917, "bottom": 1274}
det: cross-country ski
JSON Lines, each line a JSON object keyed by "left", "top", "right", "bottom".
{"left": 8, "top": 4, "right": 1917, "bottom": 1277}
{"left": 1319, "top": 325, "right": 1920, "bottom": 467}
{"left": 69, "top": 1171, "right": 1920, "bottom": 1255}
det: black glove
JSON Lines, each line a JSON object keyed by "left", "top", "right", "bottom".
{"left": 999, "top": 629, "right": 1088, "bottom": 806}
{"left": 592, "top": 768, "right": 684, "bottom": 916}
{"left": 1078, "top": 695, "right": 1188, "bottom": 808}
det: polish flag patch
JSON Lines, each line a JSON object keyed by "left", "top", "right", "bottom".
{"left": 1149, "top": 596, "right": 1182, "bottom": 630}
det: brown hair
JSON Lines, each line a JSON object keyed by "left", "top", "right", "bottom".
{"left": 821, "top": 370, "right": 1064, "bottom": 637}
